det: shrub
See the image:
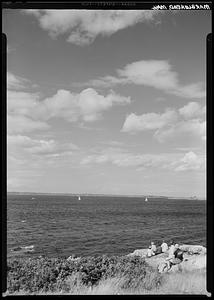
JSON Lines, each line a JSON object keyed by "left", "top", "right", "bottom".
{"left": 7, "top": 255, "right": 161, "bottom": 294}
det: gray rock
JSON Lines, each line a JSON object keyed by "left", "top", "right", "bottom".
{"left": 128, "top": 244, "right": 207, "bottom": 274}
{"left": 127, "top": 249, "right": 148, "bottom": 258}
{"left": 179, "top": 244, "right": 206, "bottom": 254}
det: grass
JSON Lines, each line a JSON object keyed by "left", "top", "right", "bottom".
{"left": 5, "top": 255, "right": 207, "bottom": 295}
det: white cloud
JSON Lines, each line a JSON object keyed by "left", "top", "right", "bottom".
{"left": 122, "top": 110, "right": 178, "bottom": 133}
{"left": 81, "top": 148, "right": 205, "bottom": 172}
{"left": 7, "top": 72, "right": 30, "bottom": 90}
{"left": 7, "top": 74, "right": 50, "bottom": 134}
{"left": 7, "top": 115, "right": 50, "bottom": 134}
{"left": 155, "top": 119, "right": 206, "bottom": 143}
{"left": 75, "top": 88, "right": 130, "bottom": 122}
{"left": 86, "top": 60, "right": 205, "bottom": 99}
{"left": 7, "top": 90, "right": 39, "bottom": 115}
{"left": 174, "top": 151, "right": 205, "bottom": 172}
{"left": 118, "top": 60, "right": 178, "bottom": 90}
{"left": 8, "top": 135, "right": 57, "bottom": 154}
{"left": 23, "top": 10, "right": 161, "bottom": 45}
{"left": 8, "top": 88, "right": 130, "bottom": 124}
{"left": 7, "top": 134, "right": 79, "bottom": 156}
{"left": 178, "top": 101, "right": 206, "bottom": 119}
{"left": 40, "top": 88, "right": 130, "bottom": 122}
{"left": 83, "top": 76, "right": 127, "bottom": 88}
{"left": 7, "top": 85, "right": 130, "bottom": 134}
{"left": 122, "top": 101, "right": 206, "bottom": 142}
{"left": 100, "top": 140, "right": 125, "bottom": 147}
{"left": 81, "top": 150, "right": 168, "bottom": 168}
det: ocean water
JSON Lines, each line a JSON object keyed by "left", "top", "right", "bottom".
{"left": 7, "top": 194, "right": 206, "bottom": 259}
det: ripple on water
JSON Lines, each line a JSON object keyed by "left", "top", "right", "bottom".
{"left": 7, "top": 195, "right": 206, "bottom": 257}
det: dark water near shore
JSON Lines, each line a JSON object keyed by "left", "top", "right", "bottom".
{"left": 7, "top": 194, "right": 206, "bottom": 259}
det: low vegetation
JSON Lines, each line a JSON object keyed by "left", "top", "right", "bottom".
{"left": 6, "top": 255, "right": 207, "bottom": 295}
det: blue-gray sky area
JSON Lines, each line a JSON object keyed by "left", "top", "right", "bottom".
{"left": 3, "top": 9, "right": 211, "bottom": 197}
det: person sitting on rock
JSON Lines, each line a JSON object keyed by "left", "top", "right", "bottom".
{"left": 161, "top": 240, "right": 168, "bottom": 253}
{"left": 147, "top": 246, "right": 154, "bottom": 257}
{"left": 165, "top": 243, "right": 183, "bottom": 270}
{"left": 155, "top": 244, "right": 162, "bottom": 255}
{"left": 174, "top": 244, "right": 184, "bottom": 261}
{"left": 151, "top": 241, "right": 157, "bottom": 254}
{"left": 168, "top": 241, "right": 175, "bottom": 256}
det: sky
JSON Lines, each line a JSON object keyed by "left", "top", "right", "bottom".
{"left": 3, "top": 9, "right": 211, "bottom": 198}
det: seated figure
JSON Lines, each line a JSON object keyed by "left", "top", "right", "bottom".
{"left": 147, "top": 246, "right": 155, "bottom": 257}
{"left": 165, "top": 243, "right": 183, "bottom": 270}
{"left": 151, "top": 241, "right": 157, "bottom": 254}
{"left": 161, "top": 240, "right": 168, "bottom": 253}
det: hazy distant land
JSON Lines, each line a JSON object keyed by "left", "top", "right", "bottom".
{"left": 7, "top": 191, "right": 205, "bottom": 200}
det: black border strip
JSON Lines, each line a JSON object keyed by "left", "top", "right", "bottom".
{"left": 1, "top": 33, "right": 7, "bottom": 294}
{"left": 1, "top": 1, "right": 212, "bottom": 10}
{"left": 1, "top": 2, "right": 213, "bottom": 297}
{"left": 206, "top": 32, "right": 213, "bottom": 295}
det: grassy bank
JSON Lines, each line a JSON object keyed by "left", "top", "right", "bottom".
{"left": 6, "top": 255, "right": 207, "bottom": 295}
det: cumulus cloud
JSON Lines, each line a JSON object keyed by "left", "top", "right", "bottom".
{"left": 7, "top": 72, "right": 130, "bottom": 135}
{"left": 86, "top": 60, "right": 205, "bottom": 99}
{"left": 122, "top": 101, "right": 206, "bottom": 142}
{"left": 23, "top": 10, "right": 160, "bottom": 45}
{"left": 41, "top": 88, "right": 130, "bottom": 122}
{"left": 8, "top": 88, "right": 131, "bottom": 126}
{"left": 7, "top": 73, "right": 130, "bottom": 135}
{"left": 174, "top": 151, "right": 205, "bottom": 172}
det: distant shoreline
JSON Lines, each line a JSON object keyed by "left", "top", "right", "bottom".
{"left": 7, "top": 192, "right": 205, "bottom": 201}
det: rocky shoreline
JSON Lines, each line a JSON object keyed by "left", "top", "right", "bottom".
{"left": 5, "top": 244, "right": 207, "bottom": 295}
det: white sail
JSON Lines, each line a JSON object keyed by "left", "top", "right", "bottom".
{"left": 145, "top": 197, "right": 148, "bottom": 202}
{"left": 78, "top": 196, "right": 81, "bottom": 201}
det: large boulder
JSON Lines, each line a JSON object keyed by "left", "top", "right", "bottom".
{"left": 127, "top": 249, "right": 148, "bottom": 258}
{"left": 179, "top": 244, "right": 206, "bottom": 255}
{"left": 145, "top": 252, "right": 169, "bottom": 269}
{"left": 128, "top": 245, "right": 207, "bottom": 274}
{"left": 179, "top": 254, "right": 206, "bottom": 272}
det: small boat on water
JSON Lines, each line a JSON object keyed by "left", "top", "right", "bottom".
{"left": 145, "top": 197, "right": 148, "bottom": 202}
{"left": 31, "top": 197, "right": 36, "bottom": 200}
{"left": 78, "top": 196, "right": 81, "bottom": 201}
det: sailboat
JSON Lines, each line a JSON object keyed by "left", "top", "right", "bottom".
{"left": 145, "top": 197, "right": 148, "bottom": 202}
{"left": 78, "top": 196, "right": 81, "bottom": 201}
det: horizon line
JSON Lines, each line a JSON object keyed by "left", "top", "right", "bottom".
{"left": 7, "top": 191, "right": 205, "bottom": 200}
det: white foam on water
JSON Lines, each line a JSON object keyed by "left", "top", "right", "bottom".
{"left": 22, "top": 245, "right": 34, "bottom": 250}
